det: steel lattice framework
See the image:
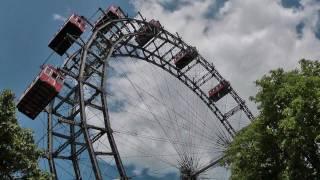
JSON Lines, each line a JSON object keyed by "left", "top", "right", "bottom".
{"left": 45, "top": 10, "right": 254, "bottom": 180}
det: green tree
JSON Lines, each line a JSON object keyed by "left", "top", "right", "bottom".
{"left": 0, "top": 90, "right": 50, "bottom": 179}
{"left": 223, "top": 59, "right": 320, "bottom": 180}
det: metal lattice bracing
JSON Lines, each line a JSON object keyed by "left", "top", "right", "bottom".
{"left": 44, "top": 8, "right": 254, "bottom": 180}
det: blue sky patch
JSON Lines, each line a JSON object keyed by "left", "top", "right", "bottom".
{"left": 128, "top": 168, "right": 178, "bottom": 180}
{"left": 160, "top": 0, "right": 191, "bottom": 12}
{"left": 296, "top": 21, "right": 305, "bottom": 39}
{"left": 108, "top": 98, "right": 126, "bottom": 112}
{"left": 98, "top": 161, "right": 179, "bottom": 180}
{"left": 281, "top": 0, "right": 302, "bottom": 9}
{"left": 204, "top": 0, "right": 228, "bottom": 19}
{"left": 315, "top": 10, "right": 320, "bottom": 40}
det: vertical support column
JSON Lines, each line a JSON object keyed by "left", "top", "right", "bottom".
{"left": 100, "top": 61, "right": 127, "bottom": 179}
{"left": 70, "top": 91, "right": 82, "bottom": 180}
{"left": 70, "top": 124, "right": 82, "bottom": 179}
{"left": 47, "top": 103, "right": 57, "bottom": 179}
{"left": 78, "top": 48, "right": 103, "bottom": 180}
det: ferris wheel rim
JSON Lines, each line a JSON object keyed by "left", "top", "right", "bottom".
{"left": 41, "top": 12, "right": 254, "bottom": 180}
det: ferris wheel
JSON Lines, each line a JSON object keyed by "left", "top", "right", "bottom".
{"left": 17, "top": 5, "right": 254, "bottom": 180}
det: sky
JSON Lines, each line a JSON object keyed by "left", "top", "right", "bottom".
{"left": 1, "top": 0, "right": 320, "bottom": 179}
{"left": 0, "top": 0, "right": 135, "bottom": 142}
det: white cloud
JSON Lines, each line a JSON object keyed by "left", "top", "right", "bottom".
{"left": 130, "top": 0, "right": 320, "bottom": 112}
{"left": 77, "top": 0, "right": 320, "bottom": 178}
{"left": 52, "top": 13, "right": 67, "bottom": 22}
{"left": 132, "top": 168, "right": 143, "bottom": 176}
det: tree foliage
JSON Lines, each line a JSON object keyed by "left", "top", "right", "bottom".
{"left": 223, "top": 59, "right": 320, "bottom": 180}
{"left": 0, "top": 90, "right": 49, "bottom": 179}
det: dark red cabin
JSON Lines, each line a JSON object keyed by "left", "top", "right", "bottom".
{"left": 135, "top": 19, "right": 162, "bottom": 46}
{"left": 49, "top": 14, "right": 86, "bottom": 56}
{"left": 93, "top": 5, "right": 126, "bottom": 31}
{"left": 173, "top": 47, "right": 198, "bottom": 69}
{"left": 17, "top": 65, "right": 65, "bottom": 119}
{"left": 208, "top": 80, "right": 231, "bottom": 102}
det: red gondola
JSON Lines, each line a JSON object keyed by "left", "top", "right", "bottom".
{"left": 93, "top": 5, "right": 126, "bottom": 31}
{"left": 208, "top": 80, "right": 231, "bottom": 102}
{"left": 48, "top": 14, "right": 86, "bottom": 56}
{"left": 17, "top": 65, "right": 65, "bottom": 119}
{"left": 135, "top": 19, "right": 161, "bottom": 46}
{"left": 173, "top": 47, "right": 198, "bottom": 69}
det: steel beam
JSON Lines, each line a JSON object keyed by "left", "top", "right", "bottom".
{"left": 78, "top": 41, "right": 103, "bottom": 180}
{"left": 47, "top": 103, "right": 57, "bottom": 180}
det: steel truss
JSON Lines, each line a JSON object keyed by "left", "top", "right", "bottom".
{"left": 45, "top": 11, "right": 254, "bottom": 180}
